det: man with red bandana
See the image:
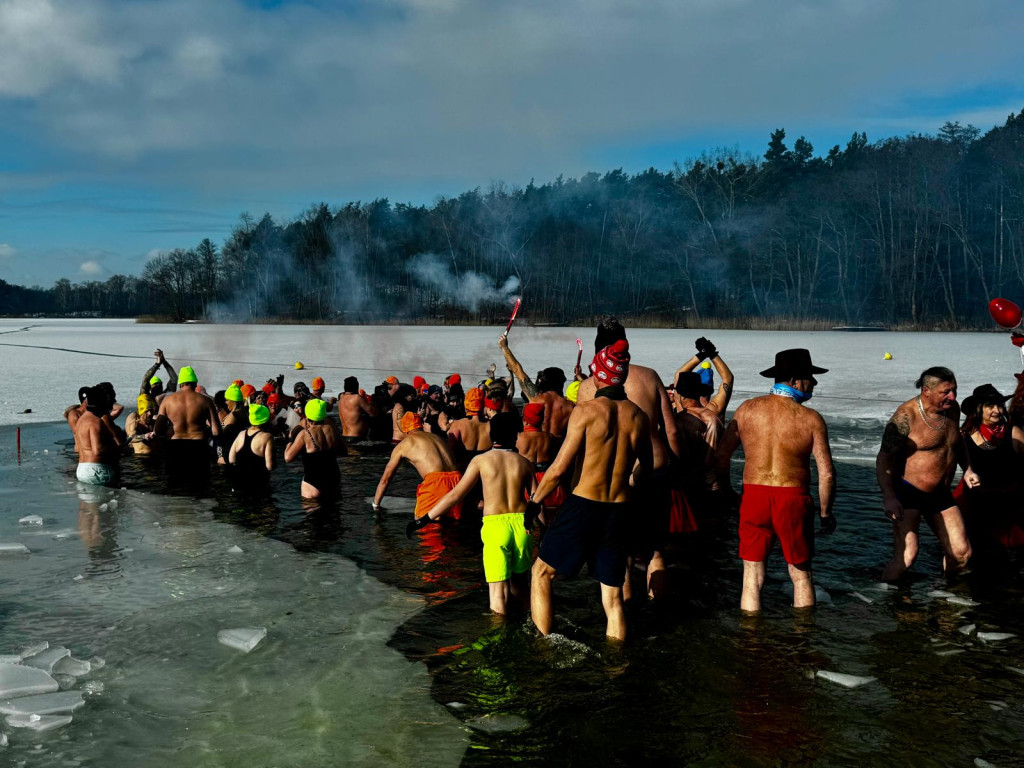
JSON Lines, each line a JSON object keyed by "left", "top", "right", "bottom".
{"left": 529, "top": 340, "right": 652, "bottom": 642}
{"left": 372, "top": 411, "right": 463, "bottom": 520}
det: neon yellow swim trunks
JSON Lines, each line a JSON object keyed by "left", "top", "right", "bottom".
{"left": 480, "top": 512, "right": 532, "bottom": 583}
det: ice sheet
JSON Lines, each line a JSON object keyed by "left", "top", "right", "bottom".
{"left": 52, "top": 657, "right": 91, "bottom": 677}
{"left": 977, "top": 632, "right": 1015, "bottom": 642}
{"left": 18, "top": 515, "right": 43, "bottom": 525}
{"left": 6, "top": 712, "right": 73, "bottom": 731}
{"left": 0, "top": 663, "right": 60, "bottom": 698}
{"left": 22, "top": 646, "right": 71, "bottom": 673}
{"left": 0, "top": 542, "right": 30, "bottom": 555}
{"left": 0, "top": 691, "right": 84, "bottom": 715}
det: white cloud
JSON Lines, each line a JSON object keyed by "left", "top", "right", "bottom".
{"left": 79, "top": 259, "right": 103, "bottom": 275}
{"left": 0, "top": 243, "right": 16, "bottom": 258}
{"left": 0, "top": 0, "right": 1021, "bottom": 192}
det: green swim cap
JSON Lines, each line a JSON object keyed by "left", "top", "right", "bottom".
{"left": 178, "top": 366, "right": 198, "bottom": 385}
{"left": 305, "top": 398, "right": 327, "bottom": 422}
{"left": 150, "top": 375, "right": 162, "bottom": 386}
{"left": 249, "top": 403, "right": 270, "bottom": 426}
{"left": 224, "top": 384, "right": 243, "bottom": 402}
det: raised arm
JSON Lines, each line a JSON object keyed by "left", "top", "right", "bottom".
{"left": 656, "top": 380, "right": 683, "bottom": 461}
{"left": 707, "top": 354, "right": 734, "bottom": 414}
{"left": 141, "top": 358, "right": 162, "bottom": 395}
{"left": 498, "top": 335, "right": 539, "bottom": 399}
{"left": 876, "top": 407, "right": 910, "bottom": 521}
{"left": 161, "top": 353, "right": 177, "bottom": 391}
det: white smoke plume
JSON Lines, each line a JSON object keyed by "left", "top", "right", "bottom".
{"left": 408, "top": 252, "right": 520, "bottom": 312}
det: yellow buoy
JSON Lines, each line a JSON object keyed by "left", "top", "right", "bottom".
{"left": 295, "top": 361, "right": 305, "bottom": 370}
{"left": 883, "top": 352, "right": 892, "bottom": 361}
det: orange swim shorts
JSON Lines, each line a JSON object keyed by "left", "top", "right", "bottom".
{"left": 738, "top": 484, "right": 814, "bottom": 565}
{"left": 415, "top": 470, "right": 463, "bottom": 520}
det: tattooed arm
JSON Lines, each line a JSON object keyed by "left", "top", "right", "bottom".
{"left": 876, "top": 407, "right": 911, "bottom": 521}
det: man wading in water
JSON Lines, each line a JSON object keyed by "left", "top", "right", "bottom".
{"left": 154, "top": 365, "right": 222, "bottom": 487}
{"left": 717, "top": 349, "right": 836, "bottom": 612}
{"left": 877, "top": 366, "right": 976, "bottom": 580}
{"left": 529, "top": 340, "right": 651, "bottom": 642}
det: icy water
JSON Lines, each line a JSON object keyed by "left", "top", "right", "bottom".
{"left": 1, "top": 320, "right": 1024, "bottom": 766}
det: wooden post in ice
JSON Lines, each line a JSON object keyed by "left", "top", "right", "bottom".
{"left": 16, "top": 427, "right": 21, "bottom": 463}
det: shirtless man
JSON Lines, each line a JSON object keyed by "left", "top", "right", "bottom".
{"left": 576, "top": 318, "right": 681, "bottom": 599}
{"left": 66, "top": 383, "right": 124, "bottom": 453}
{"left": 529, "top": 340, "right": 652, "bottom": 641}
{"left": 717, "top": 349, "right": 836, "bottom": 612}
{"left": 372, "top": 412, "right": 463, "bottom": 520}
{"left": 499, "top": 335, "right": 574, "bottom": 438}
{"left": 409, "top": 413, "right": 537, "bottom": 614}
{"left": 338, "top": 376, "right": 377, "bottom": 439}
{"left": 74, "top": 384, "right": 126, "bottom": 485}
{"left": 517, "top": 403, "right": 566, "bottom": 519}
{"left": 877, "top": 366, "right": 976, "bottom": 580}
{"left": 446, "top": 388, "right": 492, "bottom": 470}
{"left": 154, "top": 365, "right": 221, "bottom": 484}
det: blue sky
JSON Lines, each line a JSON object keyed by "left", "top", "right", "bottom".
{"left": 1, "top": 0, "right": 1022, "bottom": 286}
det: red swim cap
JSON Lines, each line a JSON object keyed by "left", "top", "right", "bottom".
{"left": 262, "top": 382, "right": 276, "bottom": 394}
{"left": 448, "top": 373, "right": 461, "bottom": 386}
{"left": 232, "top": 379, "right": 244, "bottom": 387}
{"left": 413, "top": 375, "right": 427, "bottom": 390}
{"left": 267, "top": 393, "right": 282, "bottom": 409}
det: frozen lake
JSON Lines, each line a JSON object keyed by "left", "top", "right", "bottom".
{"left": 1, "top": 319, "right": 1023, "bottom": 765}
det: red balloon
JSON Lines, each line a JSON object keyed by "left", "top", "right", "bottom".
{"left": 989, "top": 298, "right": 1023, "bottom": 329}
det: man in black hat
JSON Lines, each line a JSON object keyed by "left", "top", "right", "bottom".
{"left": 876, "top": 366, "right": 977, "bottom": 580}
{"left": 717, "top": 348, "right": 836, "bottom": 612}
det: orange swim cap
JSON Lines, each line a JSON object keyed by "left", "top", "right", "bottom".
{"left": 400, "top": 412, "right": 423, "bottom": 433}
{"left": 464, "top": 388, "right": 484, "bottom": 415}
{"left": 241, "top": 384, "right": 256, "bottom": 399}
{"left": 312, "top": 376, "right": 325, "bottom": 390}
{"left": 384, "top": 375, "right": 399, "bottom": 385}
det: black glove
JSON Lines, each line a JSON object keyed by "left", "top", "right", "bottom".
{"left": 524, "top": 500, "right": 543, "bottom": 531}
{"left": 406, "top": 515, "right": 434, "bottom": 539}
{"left": 818, "top": 513, "right": 837, "bottom": 535}
{"left": 695, "top": 337, "right": 718, "bottom": 360}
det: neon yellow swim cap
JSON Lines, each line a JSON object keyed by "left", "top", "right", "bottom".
{"left": 565, "top": 380, "right": 581, "bottom": 403}
{"left": 700, "top": 360, "right": 711, "bottom": 370}
{"left": 305, "top": 398, "right": 327, "bottom": 422}
{"left": 137, "top": 394, "right": 156, "bottom": 414}
{"left": 178, "top": 366, "right": 198, "bottom": 385}
{"left": 249, "top": 403, "right": 270, "bottom": 426}
{"left": 149, "top": 375, "right": 162, "bottom": 386}
{"left": 224, "top": 384, "right": 243, "bottom": 402}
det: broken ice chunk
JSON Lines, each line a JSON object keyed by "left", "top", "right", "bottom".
{"left": 217, "top": 628, "right": 267, "bottom": 653}
{"left": 0, "top": 655, "right": 21, "bottom": 664}
{"left": 815, "top": 670, "right": 877, "bottom": 688}
{"left": 18, "top": 515, "right": 43, "bottom": 526}
{"left": 958, "top": 624, "right": 976, "bottom": 636}
{"left": 465, "top": 714, "right": 529, "bottom": 732}
{"left": 228, "top": 545, "right": 243, "bottom": 554}
{"left": 53, "top": 675, "right": 76, "bottom": 690}
{"left": 0, "top": 691, "right": 84, "bottom": 715}
{"left": 975, "top": 759, "right": 997, "bottom": 768}
{"left": 52, "top": 657, "right": 90, "bottom": 677}
{"left": 815, "top": 586, "right": 832, "bottom": 604}
{"left": 19, "top": 642, "right": 48, "bottom": 659}
{"left": 927, "top": 589, "right": 956, "bottom": 598}
{"left": 851, "top": 591, "right": 874, "bottom": 604}
{"left": 0, "top": 543, "right": 30, "bottom": 555}
{"left": 0, "top": 664, "right": 59, "bottom": 698}
{"left": 0, "top": 731, "right": 6, "bottom": 746}
{"left": 22, "top": 646, "right": 70, "bottom": 674}
{"left": 6, "top": 713, "right": 72, "bottom": 731}
{"left": 88, "top": 657, "right": 105, "bottom": 671}
{"left": 977, "top": 632, "right": 1015, "bottom": 643}
{"left": 935, "top": 649, "right": 965, "bottom": 657}
{"left": 947, "top": 596, "right": 981, "bottom": 607}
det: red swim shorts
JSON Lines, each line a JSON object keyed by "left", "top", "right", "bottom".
{"left": 738, "top": 484, "right": 815, "bottom": 565}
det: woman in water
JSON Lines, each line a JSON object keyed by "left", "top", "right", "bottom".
{"left": 956, "top": 383, "right": 1024, "bottom": 568}
{"left": 284, "top": 399, "right": 343, "bottom": 499}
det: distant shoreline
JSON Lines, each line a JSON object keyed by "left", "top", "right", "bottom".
{"left": 0, "top": 314, "right": 1011, "bottom": 332}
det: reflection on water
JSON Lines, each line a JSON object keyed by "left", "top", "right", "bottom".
{"left": 0, "top": 419, "right": 1023, "bottom": 766}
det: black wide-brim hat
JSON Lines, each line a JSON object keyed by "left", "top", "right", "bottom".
{"left": 675, "top": 371, "right": 712, "bottom": 400}
{"left": 759, "top": 348, "right": 828, "bottom": 379}
{"left": 961, "top": 383, "right": 1012, "bottom": 415}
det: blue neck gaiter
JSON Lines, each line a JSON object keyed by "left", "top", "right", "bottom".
{"left": 771, "top": 383, "right": 812, "bottom": 404}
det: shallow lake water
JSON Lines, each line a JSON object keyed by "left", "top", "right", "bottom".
{"left": 1, "top": 320, "right": 1023, "bottom": 766}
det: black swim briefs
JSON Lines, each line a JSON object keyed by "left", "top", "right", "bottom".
{"left": 895, "top": 480, "right": 956, "bottom": 519}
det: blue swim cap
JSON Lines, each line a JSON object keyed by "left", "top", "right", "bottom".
{"left": 698, "top": 365, "right": 714, "bottom": 389}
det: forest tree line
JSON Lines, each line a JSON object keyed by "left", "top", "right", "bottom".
{"left": 3, "top": 111, "right": 1024, "bottom": 328}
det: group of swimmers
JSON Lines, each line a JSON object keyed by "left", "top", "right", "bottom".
{"left": 64, "top": 319, "right": 1024, "bottom": 641}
